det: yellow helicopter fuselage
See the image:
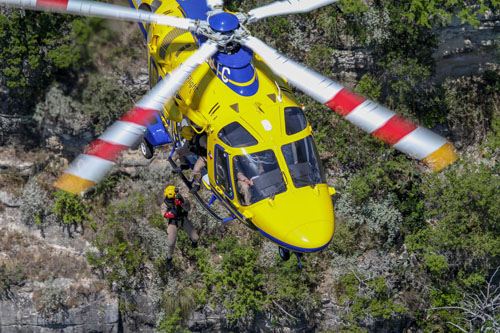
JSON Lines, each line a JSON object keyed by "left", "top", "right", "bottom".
{"left": 136, "top": 0, "right": 335, "bottom": 253}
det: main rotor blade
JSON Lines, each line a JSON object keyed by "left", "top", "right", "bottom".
{"left": 54, "top": 41, "right": 218, "bottom": 195}
{"left": 247, "top": 0, "right": 339, "bottom": 23}
{"left": 0, "top": 0, "right": 196, "bottom": 31}
{"left": 206, "top": 0, "right": 223, "bottom": 10}
{"left": 242, "top": 36, "right": 457, "bottom": 171}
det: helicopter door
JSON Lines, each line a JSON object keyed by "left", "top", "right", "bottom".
{"left": 214, "top": 146, "right": 234, "bottom": 199}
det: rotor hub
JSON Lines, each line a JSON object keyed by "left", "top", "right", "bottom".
{"left": 208, "top": 12, "right": 239, "bottom": 33}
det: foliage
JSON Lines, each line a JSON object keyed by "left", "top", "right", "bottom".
{"left": 52, "top": 190, "right": 88, "bottom": 226}
{"left": 157, "top": 308, "right": 191, "bottom": 333}
{"left": 407, "top": 161, "right": 500, "bottom": 273}
{"left": 0, "top": 264, "right": 25, "bottom": 298}
{"left": 33, "top": 279, "right": 67, "bottom": 316}
{"left": 80, "top": 72, "right": 133, "bottom": 134}
{"left": 336, "top": 192, "right": 403, "bottom": 248}
{"left": 0, "top": 10, "right": 77, "bottom": 89}
{"left": 20, "top": 178, "right": 51, "bottom": 226}
{"left": 86, "top": 195, "right": 149, "bottom": 291}
{"left": 337, "top": 271, "right": 406, "bottom": 330}
{"left": 356, "top": 74, "right": 381, "bottom": 101}
{"left": 196, "top": 236, "right": 267, "bottom": 323}
{"left": 160, "top": 288, "right": 196, "bottom": 329}
{"left": 265, "top": 253, "right": 323, "bottom": 324}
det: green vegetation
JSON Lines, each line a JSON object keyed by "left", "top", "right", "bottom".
{"left": 52, "top": 191, "right": 88, "bottom": 226}
{"left": 0, "top": 264, "right": 25, "bottom": 297}
{"left": 86, "top": 196, "right": 149, "bottom": 291}
{"left": 337, "top": 271, "right": 406, "bottom": 330}
{"left": 2, "top": 0, "right": 500, "bottom": 330}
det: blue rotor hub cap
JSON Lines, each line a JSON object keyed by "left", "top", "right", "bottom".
{"left": 208, "top": 12, "right": 239, "bottom": 33}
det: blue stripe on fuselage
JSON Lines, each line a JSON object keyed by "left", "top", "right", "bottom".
{"left": 255, "top": 227, "right": 333, "bottom": 253}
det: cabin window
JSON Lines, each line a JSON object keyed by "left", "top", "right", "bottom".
{"left": 233, "top": 150, "right": 286, "bottom": 206}
{"left": 215, "top": 146, "right": 233, "bottom": 198}
{"left": 218, "top": 122, "right": 258, "bottom": 148}
{"left": 284, "top": 107, "right": 307, "bottom": 135}
{"left": 281, "top": 136, "right": 326, "bottom": 188}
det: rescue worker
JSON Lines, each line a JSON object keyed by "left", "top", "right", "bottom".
{"left": 172, "top": 126, "right": 208, "bottom": 194}
{"left": 234, "top": 158, "right": 253, "bottom": 206}
{"left": 162, "top": 185, "right": 199, "bottom": 270}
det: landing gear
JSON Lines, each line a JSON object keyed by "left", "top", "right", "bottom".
{"left": 279, "top": 247, "right": 290, "bottom": 261}
{"left": 140, "top": 138, "right": 155, "bottom": 159}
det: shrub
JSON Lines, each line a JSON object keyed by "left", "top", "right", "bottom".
{"left": 52, "top": 190, "right": 88, "bottom": 227}
{"left": 336, "top": 270, "right": 406, "bottom": 330}
{"left": 0, "top": 264, "right": 25, "bottom": 298}
{"left": 20, "top": 178, "right": 51, "bottom": 226}
{"left": 33, "top": 279, "right": 67, "bottom": 316}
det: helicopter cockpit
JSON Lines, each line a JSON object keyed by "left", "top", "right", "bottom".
{"left": 233, "top": 150, "right": 287, "bottom": 206}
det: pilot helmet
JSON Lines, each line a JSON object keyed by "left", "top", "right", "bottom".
{"left": 164, "top": 185, "right": 178, "bottom": 198}
{"left": 180, "top": 126, "right": 195, "bottom": 141}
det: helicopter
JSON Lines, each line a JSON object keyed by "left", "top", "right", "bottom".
{"left": 2, "top": 0, "right": 457, "bottom": 264}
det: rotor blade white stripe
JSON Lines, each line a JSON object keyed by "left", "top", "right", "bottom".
{"left": 248, "top": 0, "right": 339, "bottom": 22}
{"left": 137, "top": 41, "right": 219, "bottom": 110}
{"left": 65, "top": 154, "right": 115, "bottom": 183}
{"left": 0, "top": 0, "right": 195, "bottom": 30}
{"left": 243, "top": 36, "right": 342, "bottom": 103}
{"left": 98, "top": 120, "right": 146, "bottom": 148}
{"left": 393, "top": 127, "right": 448, "bottom": 160}
{"left": 345, "top": 101, "right": 396, "bottom": 134}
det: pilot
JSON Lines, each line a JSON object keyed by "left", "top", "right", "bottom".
{"left": 234, "top": 157, "right": 259, "bottom": 206}
{"left": 162, "top": 185, "right": 199, "bottom": 270}
{"left": 172, "top": 126, "right": 208, "bottom": 193}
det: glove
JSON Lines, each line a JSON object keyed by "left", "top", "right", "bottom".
{"left": 174, "top": 199, "right": 183, "bottom": 206}
{"left": 164, "top": 211, "right": 175, "bottom": 219}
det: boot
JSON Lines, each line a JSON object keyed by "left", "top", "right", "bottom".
{"left": 166, "top": 257, "right": 173, "bottom": 270}
{"left": 189, "top": 184, "right": 200, "bottom": 193}
{"left": 191, "top": 240, "right": 198, "bottom": 249}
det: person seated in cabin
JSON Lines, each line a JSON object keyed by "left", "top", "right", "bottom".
{"left": 233, "top": 155, "right": 264, "bottom": 206}
{"left": 172, "top": 126, "right": 208, "bottom": 193}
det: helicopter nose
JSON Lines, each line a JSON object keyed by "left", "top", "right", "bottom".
{"left": 285, "top": 219, "right": 333, "bottom": 250}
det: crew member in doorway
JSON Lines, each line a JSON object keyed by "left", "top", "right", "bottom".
{"left": 163, "top": 185, "right": 199, "bottom": 270}
{"left": 172, "top": 126, "right": 208, "bottom": 194}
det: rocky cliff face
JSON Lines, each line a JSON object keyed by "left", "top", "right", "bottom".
{"left": 434, "top": 12, "right": 500, "bottom": 81}
{"left": 0, "top": 7, "right": 499, "bottom": 333}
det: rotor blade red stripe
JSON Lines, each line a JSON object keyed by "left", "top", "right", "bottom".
{"left": 37, "top": 0, "right": 68, "bottom": 9}
{"left": 325, "top": 88, "right": 366, "bottom": 117}
{"left": 120, "top": 107, "right": 158, "bottom": 127}
{"left": 372, "top": 115, "right": 418, "bottom": 146}
{"left": 83, "top": 139, "right": 128, "bottom": 162}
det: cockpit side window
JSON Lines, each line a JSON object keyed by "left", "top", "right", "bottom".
{"left": 284, "top": 107, "right": 307, "bottom": 135}
{"left": 233, "top": 150, "right": 286, "bottom": 206}
{"left": 282, "top": 136, "right": 326, "bottom": 188}
{"left": 215, "top": 146, "right": 233, "bottom": 198}
{"left": 218, "top": 122, "right": 258, "bottom": 148}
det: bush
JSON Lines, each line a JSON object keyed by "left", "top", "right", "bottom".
{"left": 33, "top": 279, "right": 67, "bottom": 316}
{"left": 52, "top": 190, "right": 88, "bottom": 227}
{"left": 0, "top": 264, "right": 25, "bottom": 298}
{"left": 336, "top": 270, "right": 406, "bottom": 330}
{"left": 20, "top": 178, "right": 51, "bottom": 227}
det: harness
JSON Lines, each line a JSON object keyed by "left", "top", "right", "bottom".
{"left": 164, "top": 197, "right": 187, "bottom": 228}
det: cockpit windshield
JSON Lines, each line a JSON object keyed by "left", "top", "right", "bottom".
{"left": 282, "top": 136, "right": 326, "bottom": 188}
{"left": 233, "top": 150, "right": 287, "bottom": 206}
